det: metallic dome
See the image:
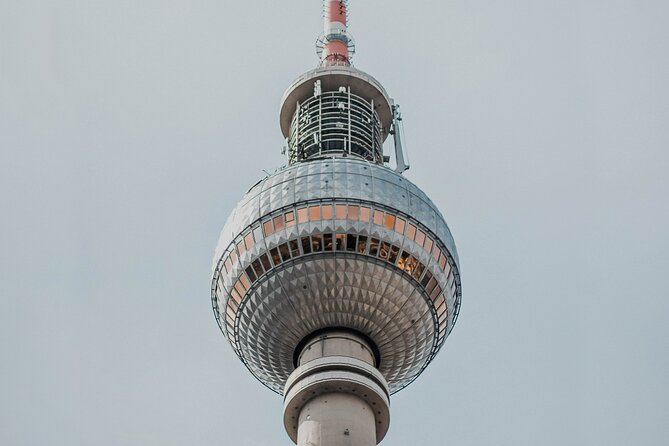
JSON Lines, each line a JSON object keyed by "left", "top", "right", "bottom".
{"left": 212, "top": 157, "right": 462, "bottom": 394}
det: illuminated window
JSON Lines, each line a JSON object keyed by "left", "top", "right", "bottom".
{"left": 233, "top": 280, "right": 246, "bottom": 297}
{"left": 415, "top": 229, "right": 426, "bottom": 247}
{"left": 335, "top": 204, "right": 347, "bottom": 219}
{"left": 245, "top": 266, "right": 257, "bottom": 283}
{"left": 278, "top": 243, "right": 291, "bottom": 261}
{"left": 378, "top": 241, "right": 390, "bottom": 260}
{"left": 301, "top": 236, "right": 312, "bottom": 254}
{"left": 285, "top": 211, "right": 295, "bottom": 226}
{"left": 369, "top": 238, "right": 380, "bottom": 256}
{"left": 297, "top": 207, "right": 308, "bottom": 223}
{"left": 423, "top": 237, "right": 433, "bottom": 254}
{"left": 270, "top": 247, "right": 281, "bottom": 265}
{"left": 335, "top": 233, "right": 346, "bottom": 250}
{"left": 395, "top": 217, "right": 406, "bottom": 234}
{"left": 412, "top": 262, "right": 425, "bottom": 280}
{"left": 438, "top": 253, "right": 447, "bottom": 270}
{"left": 323, "top": 233, "right": 333, "bottom": 251}
{"left": 348, "top": 205, "right": 360, "bottom": 220}
{"left": 309, "top": 205, "right": 320, "bottom": 221}
{"left": 263, "top": 220, "right": 273, "bottom": 236}
{"left": 259, "top": 254, "right": 271, "bottom": 271}
{"left": 239, "top": 273, "right": 251, "bottom": 290}
{"left": 360, "top": 207, "right": 371, "bottom": 222}
{"left": 322, "top": 204, "right": 333, "bottom": 219}
{"left": 357, "top": 235, "right": 368, "bottom": 253}
{"left": 230, "top": 288, "right": 242, "bottom": 304}
{"left": 373, "top": 210, "right": 384, "bottom": 225}
{"left": 311, "top": 234, "right": 323, "bottom": 251}
{"left": 388, "top": 244, "right": 400, "bottom": 263}
{"left": 237, "top": 240, "right": 246, "bottom": 256}
{"left": 406, "top": 224, "right": 417, "bottom": 241}
{"left": 244, "top": 232, "right": 254, "bottom": 251}
{"left": 384, "top": 214, "right": 396, "bottom": 230}
{"left": 273, "top": 215, "right": 285, "bottom": 231}
{"left": 398, "top": 251, "right": 410, "bottom": 269}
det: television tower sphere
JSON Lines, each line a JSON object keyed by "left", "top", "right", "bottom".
{"left": 211, "top": 2, "right": 462, "bottom": 444}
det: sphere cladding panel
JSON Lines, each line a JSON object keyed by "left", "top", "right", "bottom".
{"left": 212, "top": 158, "right": 461, "bottom": 394}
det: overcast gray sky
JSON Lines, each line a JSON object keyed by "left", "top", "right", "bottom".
{"left": 1, "top": 0, "right": 668, "bottom": 445}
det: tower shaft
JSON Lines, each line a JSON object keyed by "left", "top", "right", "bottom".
{"left": 283, "top": 331, "right": 390, "bottom": 446}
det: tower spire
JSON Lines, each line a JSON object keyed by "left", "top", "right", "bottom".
{"left": 317, "top": 0, "right": 355, "bottom": 66}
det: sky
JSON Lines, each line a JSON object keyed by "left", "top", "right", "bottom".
{"left": 1, "top": 0, "right": 668, "bottom": 445}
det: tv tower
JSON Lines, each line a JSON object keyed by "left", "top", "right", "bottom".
{"left": 212, "top": 2, "right": 462, "bottom": 445}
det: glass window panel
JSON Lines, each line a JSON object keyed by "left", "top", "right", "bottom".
{"left": 323, "top": 233, "right": 333, "bottom": 251}
{"left": 225, "top": 315, "right": 235, "bottom": 328}
{"left": 413, "top": 262, "right": 425, "bottom": 280}
{"left": 226, "top": 306, "right": 236, "bottom": 320}
{"left": 348, "top": 205, "right": 360, "bottom": 220}
{"left": 224, "top": 256, "right": 233, "bottom": 274}
{"left": 443, "top": 259, "right": 451, "bottom": 276}
{"left": 388, "top": 245, "right": 400, "bottom": 263}
{"left": 384, "top": 214, "right": 396, "bottom": 229}
{"left": 335, "top": 204, "right": 347, "bottom": 219}
{"left": 239, "top": 273, "right": 251, "bottom": 290}
{"left": 398, "top": 251, "right": 410, "bottom": 269}
{"left": 297, "top": 207, "right": 308, "bottom": 223}
{"left": 415, "top": 230, "right": 426, "bottom": 247}
{"left": 357, "top": 235, "right": 368, "bottom": 253}
{"left": 373, "top": 210, "right": 384, "bottom": 225}
{"left": 322, "top": 204, "right": 333, "bottom": 219}
{"left": 430, "top": 284, "right": 442, "bottom": 301}
{"left": 229, "top": 248, "right": 238, "bottom": 264}
{"left": 433, "top": 247, "right": 441, "bottom": 262}
{"left": 233, "top": 280, "right": 246, "bottom": 297}
{"left": 421, "top": 270, "right": 433, "bottom": 288}
{"left": 311, "top": 234, "right": 323, "bottom": 252}
{"left": 423, "top": 237, "right": 433, "bottom": 254}
{"left": 270, "top": 247, "right": 281, "bottom": 265}
{"left": 230, "top": 288, "right": 242, "bottom": 304}
{"left": 263, "top": 220, "right": 273, "bottom": 236}
{"left": 289, "top": 240, "right": 300, "bottom": 257}
{"left": 395, "top": 217, "right": 406, "bottom": 234}
{"left": 278, "top": 243, "right": 291, "bottom": 261}
{"left": 406, "top": 224, "right": 417, "bottom": 240}
{"left": 252, "top": 259, "right": 264, "bottom": 277}
{"left": 369, "top": 238, "right": 380, "bottom": 256}
{"left": 236, "top": 240, "right": 246, "bottom": 256}
{"left": 253, "top": 226, "right": 263, "bottom": 243}
{"left": 259, "top": 254, "right": 271, "bottom": 271}
{"left": 227, "top": 296, "right": 238, "bottom": 311}
{"left": 244, "top": 266, "right": 257, "bottom": 283}
{"left": 439, "top": 311, "right": 448, "bottom": 326}
{"left": 426, "top": 277, "right": 438, "bottom": 295}
{"left": 285, "top": 211, "right": 295, "bottom": 226}
{"left": 435, "top": 295, "right": 446, "bottom": 309}
{"left": 244, "top": 232, "right": 254, "bottom": 251}
{"left": 273, "top": 215, "right": 285, "bottom": 231}
{"left": 309, "top": 205, "right": 320, "bottom": 221}
{"left": 301, "top": 236, "right": 312, "bottom": 254}
{"left": 346, "top": 234, "right": 357, "bottom": 252}
{"left": 438, "top": 253, "right": 447, "bottom": 270}
{"left": 379, "top": 241, "right": 390, "bottom": 260}
{"left": 335, "top": 233, "right": 346, "bottom": 250}
{"left": 359, "top": 207, "right": 371, "bottom": 222}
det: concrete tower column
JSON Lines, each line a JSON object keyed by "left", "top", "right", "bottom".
{"left": 283, "top": 331, "right": 390, "bottom": 446}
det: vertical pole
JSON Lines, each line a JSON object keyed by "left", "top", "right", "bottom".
{"left": 348, "top": 87, "right": 352, "bottom": 155}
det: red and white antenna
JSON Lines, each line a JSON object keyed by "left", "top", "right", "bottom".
{"left": 316, "top": 0, "right": 356, "bottom": 66}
